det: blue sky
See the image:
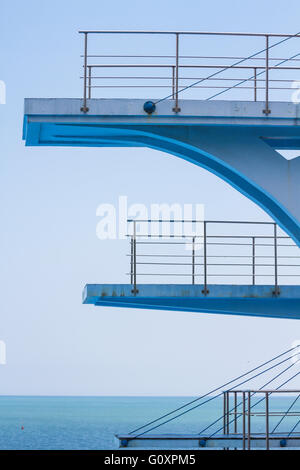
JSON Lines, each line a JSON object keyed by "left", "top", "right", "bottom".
{"left": 0, "top": 0, "right": 300, "bottom": 395}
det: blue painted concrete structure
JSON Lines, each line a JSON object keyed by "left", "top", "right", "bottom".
{"left": 83, "top": 284, "right": 300, "bottom": 319}
{"left": 23, "top": 97, "right": 300, "bottom": 318}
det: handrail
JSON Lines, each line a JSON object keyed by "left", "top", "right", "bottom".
{"left": 224, "top": 389, "right": 300, "bottom": 450}
{"left": 79, "top": 30, "right": 300, "bottom": 113}
{"left": 79, "top": 30, "right": 300, "bottom": 38}
{"left": 126, "top": 219, "right": 300, "bottom": 296}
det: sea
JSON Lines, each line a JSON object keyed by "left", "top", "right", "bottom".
{"left": 0, "top": 396, "right": 298, "bottom": 450}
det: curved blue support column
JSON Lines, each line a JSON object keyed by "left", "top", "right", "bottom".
{"left": 101, "top": 127, "right": 300, "bottom": 245}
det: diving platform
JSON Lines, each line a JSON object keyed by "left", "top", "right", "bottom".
{"left": 116, "top": 388, "right": 300, "bottom": 450}
{"left": 83, "top": 284, "right": 300, "bottom": 319}
{"left": 83, "top": 219, "right": 300, "bottom": 319}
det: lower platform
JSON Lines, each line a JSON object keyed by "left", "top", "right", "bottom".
{"left": 115, "top": 433, "right": 300, "bottom": 449}
{"left": 83, "top": 284, "right": 300, "bottom": 319}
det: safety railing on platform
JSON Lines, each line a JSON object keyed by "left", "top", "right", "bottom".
{"left": 126, "top": 219, "right": 300, "bottom": 295}
{"left": 79, "top": 30, "right": 300, "bottom": 113}
{"left": 223, "top": 390, "right": 300, "bottom": 450}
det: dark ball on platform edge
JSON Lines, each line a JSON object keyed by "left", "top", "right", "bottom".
{"left": 143, "top": 101, "right": 156, "bottom": 114}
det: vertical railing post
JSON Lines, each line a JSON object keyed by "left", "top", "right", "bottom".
{"left": 81, "top": 32, "right": 89, "bottom": 113}
{"left": 202, "top": 221, "right": 209, "bottom": 295}
{"left": 273, "top": 223, "right": 279, "bottom": 296}
{"left": 88, "top": 65, "right": 92, "bottom": 99}
{"left": 226, "top": 391, "right": 230, "bottom": 434}
{"left": 247, "top": 391, "right": 251, "bottom": 450}
{"left": 253, "top": 67, "right": 257, "bottom": 102}
{"left": 131, "top": 221, "right": 138, "bottom": 295}
{"left": 252, "top": 237, "right": 256, "bottom": 286}
{"left": 172, "top": 66, "right": 175, "bottom": 99}
{"left": 130, "top": 235, "right": 134, "bottom": 285}
{"left": 242, "top": 392, "right": 246, "bottom": 450}
{"left": 172, "top": 33, "right": 181, "bottom": 113}
{"left": 263, "top": 35, "right": 271, "bottom": 115}
{"left": 192, "top": 236, "right": 195, "bottom": 285}
{"left": 266, "top": 392, "right": 270, "bottom": 450}
{"left": 234, "top": 391, "right": 238, "bottom": 434}
{"left": 223, "top": 391, "right": 227, "bottom": 435}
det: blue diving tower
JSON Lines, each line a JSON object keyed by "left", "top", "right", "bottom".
{"left": 23, "top": 30, "right": 300, "bottom": 319}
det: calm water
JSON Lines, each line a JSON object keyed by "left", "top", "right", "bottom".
{"left": 0, "top": 396, "right": 298, "bottom": 449}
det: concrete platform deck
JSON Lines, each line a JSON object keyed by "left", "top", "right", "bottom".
{"left": 23, "top": 98, "right": 300, "bottom": 133}
{"left": 83, "top": 284, "right": 300, "bottom": 319}
{"left": 115, "top": 432, "right": 300, "bottom": 449}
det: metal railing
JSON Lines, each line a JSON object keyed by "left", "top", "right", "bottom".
{"left": 79, "top": 30, "right": 300, "bottom": 113}
{"left": 224, "top": 390, "right": 300, "bottom": 450}
{"left": 127, "top": 220, "right": 300, "bottom": 295}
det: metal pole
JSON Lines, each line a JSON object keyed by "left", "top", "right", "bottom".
{"left": 247, "top": 391, "right": 251, "bottom": 450}
{"left": 202, "top": 221, "right": 208, "bottom": 295}
{"left": 226, "top": 391, "right": 230, "bottom": 434}
{"left": 130, "top": 235, "right": 133, "bottom": 285}
{"left": 192, "top": 236, "right": 195, "bottom": 284}
{"left": 266, "top": 392, "right": 270, "bottom": 450}
{"left": 172, "top": 33, "right": 181, "bottom": 113}
{"left": 81, "top": 32, "right": 89, "bottom": 113}
{"left": 131, "top": 221, "right": 138, "bottom": 295}
{"left": 252, "top": 237, "right": 255, "bottom": 286}
{"left": 172, "top": 66, "right": 175, "bottom": 99}
{"left": 223, "top": 392, "right": 226, "bottom": 434}
{"left": 134, "top": 221, "right": 137, "bottom": 294}
{"left": 274, "top": 223, "right": 278, "bottom": 296}
{"left": 254, "top": 67, "right": 257, "bottom": 101}
{"left": 234, "top": 391, "right": 238, "bottom": 434}
{"left": 88, "top": 66, "right": 92, "bottom": 99}
{"left": 242, "top": 392, "right": 246, "bottom": 450}
{"left": 263, "top": 35, "right": 271, "bottom": 115}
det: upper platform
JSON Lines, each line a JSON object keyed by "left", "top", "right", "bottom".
{"left": 23, "top": 99, "right": 300, "bottom": 146}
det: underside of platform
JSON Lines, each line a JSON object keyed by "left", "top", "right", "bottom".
{"left": 83, "top": 284, "right": 300, "bottom": 319}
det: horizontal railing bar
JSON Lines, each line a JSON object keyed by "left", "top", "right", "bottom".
{"left": 230, "top": 390, "right": 300, "bottom": 393}
{"left": 271, "top": 264, "right": 300, "bottom": 266}
{"left": 84, "top": 76, "right": 297, "bottom": 83}
{"left": 87, "top": 85, "right": 296, "bottom": 91}
{"left": 136, "top": 241, "right": 296, "bottom": 248}
{"left": 134, "top": 262, "right": 300, "bottom": 266}
{"left": 126, "top": 273, "right": 198, "bottom": 276}
{"left": 127, "top": 273, "right": 300, "bottom": 276}
{"left": 82, "top": 55, "right": 300, "bottom": 61}
{"left": 127, "top": 219, "right": 275, "bottom": 224}
{"left": 79, "top": 30, "right": 300, "bottom": 38}
{"left": 127, "top": 254, "right": 300, "bottom": 258}
{"left": 86, "top": 63, "right": 300, "bottom": 70}
{"left": 129, "top": 234, "right": 290, "bottom": 239}
{"left": 229, "top": 413, "right": 300, "bottom": 416}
